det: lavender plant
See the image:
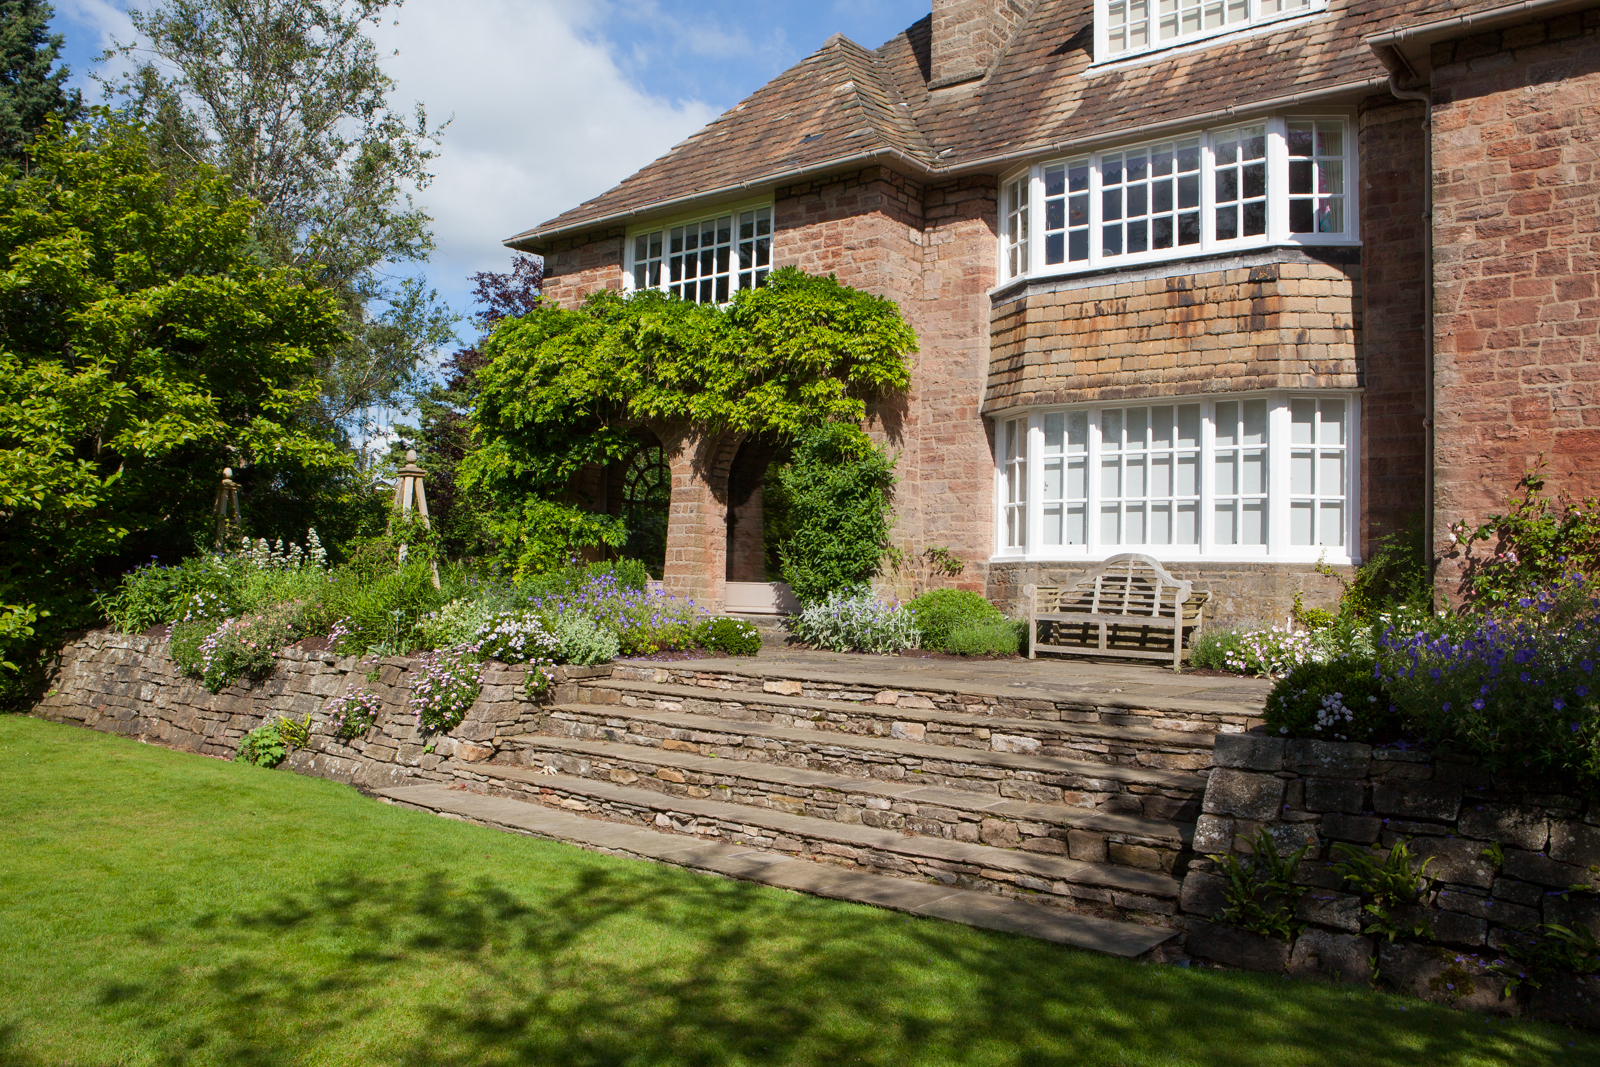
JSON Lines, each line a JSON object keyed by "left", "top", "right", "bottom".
{"left": 519, "top": 572, "right": 702, "bottom": 656}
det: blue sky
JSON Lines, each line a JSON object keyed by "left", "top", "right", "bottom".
{"left": 49, "top": 0, "right": 932, "bottom": 346}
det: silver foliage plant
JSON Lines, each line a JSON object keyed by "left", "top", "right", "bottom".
{"left": 788, "top": 590, "right": 920, "bottom": 655}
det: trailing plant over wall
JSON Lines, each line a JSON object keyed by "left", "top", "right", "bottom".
{"left": 465, "top": 268, "right": 915, "bottom": 573}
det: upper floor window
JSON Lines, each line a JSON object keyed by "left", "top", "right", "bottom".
{"left": 627, "top": 205, "right": 773, "bottom": 304}
{"left": 1100, "top": 0, "right": 1322, "bottom": 61}
{"left": 998, "top": 115, "right": 1354, "bottom": 283}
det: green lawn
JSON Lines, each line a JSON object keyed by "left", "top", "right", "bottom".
{"left": 1, "top": 717, "right": 1595, "bottom": 1067}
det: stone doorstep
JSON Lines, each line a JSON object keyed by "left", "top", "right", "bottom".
{"left": 499, "top": 734, "right": 1193, "bottom": 850}
{"left": 581, "top": 677, "right": 1219, "bottom": 752}
{"left": 609, "top": 662, "right": 1264, "bottom": 722}
{"left": 539, "top": 703, "right": 1210, "bottom": 794}
{"left": 371, "top": 783, "right": 1178, "bottom": 958}
{"left": 462, "top": 765, "right": 1180, "bottom": 900}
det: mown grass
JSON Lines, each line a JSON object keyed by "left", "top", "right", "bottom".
{"left": 1, "top": 714, "right": 1595, "bottom": 1067}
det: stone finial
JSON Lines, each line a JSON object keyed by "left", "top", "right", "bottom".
{"left": 406, "top": 449, "right": 418, "bottom": 464}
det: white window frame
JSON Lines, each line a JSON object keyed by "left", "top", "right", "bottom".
{"left": 624, "top": 200, "right": 774, "bottom": 305}
{"left": 1095, "top": 0, "right": 1326, "bottom": 64}
{"left": 991, "top": 391, "right": 1360, "bottom": 565}
{"left": 998, "top": 113, "right": 1357, "bottom": 285}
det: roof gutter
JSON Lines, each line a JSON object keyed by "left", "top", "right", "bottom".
{"left": 507, "top": 76, "right": 1388, "bottom": 251}
{"left": 1365, "top": 0, "right": 1600, "bottom": 80}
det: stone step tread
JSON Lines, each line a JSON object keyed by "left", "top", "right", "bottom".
{"left": 503, "top": 733, "right": 1192, "bottom": 845}
{"left": 584, "top": 678, "right": 1217, "bottom": 748}
{"left": 614, "top": 660, "right": 1268, "bottom": 717}
{"left": 466, "top": 764, "right": 1181, "bottom": 898}
{"left": 374, "top": 783, "right": 1178, "bottom": 957}
{"left": 543, "top": 703, "right": 1210, "bottom": 791}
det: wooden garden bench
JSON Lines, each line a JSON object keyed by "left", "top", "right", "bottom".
{"left": 1027, "top": 553, "right": 1209, "bottom": 671}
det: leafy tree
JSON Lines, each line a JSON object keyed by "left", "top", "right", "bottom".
{"left": 104, "top": 0, "right": 453, "bottom": 433}
{"left": 0, "top": 0, "right": 80, "bottom": 161}
{"left": 392, "top": 254, "right": 542, "bottom": 563}
{"left": 0, "top": 115, "right": 349, "bottom": 703}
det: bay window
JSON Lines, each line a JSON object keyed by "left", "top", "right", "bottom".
{"left": 1100, "top": 0, "right": 1323, "bottom": 62}
{"left": 626, "top": 204, "right": 773, "bottom": 304}
{"left": 999, "top": 115, "right": 1355, "bottom": 282}
{"left": 993, "top": 393, "right": 1358, "bottom": 562}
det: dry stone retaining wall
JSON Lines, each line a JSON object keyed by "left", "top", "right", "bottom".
{"left": 1180, "top": 732, "right": 1600, "bottom": 1027}
{"left": 31, "top": 629, "right": 601, "bottom": 791}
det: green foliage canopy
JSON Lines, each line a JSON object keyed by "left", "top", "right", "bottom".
{"left": 466, "top": 268, "right": 915, "bottom": 503}
{"left": 0, "top": 116, "right": 348, "bottom": 684}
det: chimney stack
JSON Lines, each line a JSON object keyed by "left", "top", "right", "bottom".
{"left": 930, "top": 0, "right": 1029, "bottom": 90}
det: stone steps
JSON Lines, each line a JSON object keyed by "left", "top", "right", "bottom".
{"left": 535, "top": 702, "right": 1208, "bottom": 821}
{"left": 457, "top": 763, "right": 1182, "bottom": 922}
{"left": 498, "top": 732, "right": 1191, "bottom": 872}
{"left": 579, "top": 677, "right": 1216, "bottom": 772}
{"left": 606, "top": 661, "right": 1264, "bottom": 733}
{"left": 373, "top": 782, "right": 1180, "bottom": 958}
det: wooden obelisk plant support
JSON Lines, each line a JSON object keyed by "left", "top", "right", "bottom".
{"left": 213, "top": 467, "right": 242, "bottom": 546}
{"left": 391, "top": 449, "right": 440, "bottom": 589}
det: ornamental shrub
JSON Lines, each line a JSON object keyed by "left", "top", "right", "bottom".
{"left": 170, "top": 603, "right": 301, "bottom": 692}
{"left": 775, "top": 424, "right": 897, "bottom": 607}
{"left": 907, "top": 589, "right": 1003, "bottom": 650}
{"left": 1264, "top": 658, "right": 1400, "bottom": 744}
{"left": 944, "top": 620, "right": 1022, "bottom": 657}
{"left": 522, "top": 572, "right": 700, "bottom": 656}
{"left": 788, "top": 590, "right": 919, "bottom": 654}
{"left": 1377, "top": 574, "right": 1600, "bottom": 788}
{"left": 549, "top": 613, "right": 621, "bottom": 666}
{"left": 101, "top": 552, "right": 242, "bottom": 633}
{"left": 474, "top": 612, "right": 560, "bottom": 664}
{"left": 694, "top": 617, "right": 763, "bottom": 657}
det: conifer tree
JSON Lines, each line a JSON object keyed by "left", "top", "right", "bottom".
{"left": 0, "top": 0, "right": 81, "bottom": 161}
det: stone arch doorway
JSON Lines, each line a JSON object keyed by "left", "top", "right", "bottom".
{"left": 723, "top": 435, "right": 799, "bottom": 613}
{"left": 619, "top": 432, "right": 671, "bottom": 579}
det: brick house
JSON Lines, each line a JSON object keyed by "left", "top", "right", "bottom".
{"left": 507, "top": 0, "right": 1600, "bottom": 624}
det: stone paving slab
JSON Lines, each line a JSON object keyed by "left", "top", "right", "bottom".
{"left": 585, "top": 678, "right": 1217, "bottom": 747}
{"left": 375, "top": 783, "right": 1178, "bottom": 958}
{"left": 544, "top": 703, "right": 1209, "bottom": 791}
{"left": 625, "top": 649, "right": 1269, "bottom": 713}
{"left": 490, "top": 738, "right": 1191, "bottom": 844}
{"left": 459, "top": 767, "right": 1180, "bottom": 897}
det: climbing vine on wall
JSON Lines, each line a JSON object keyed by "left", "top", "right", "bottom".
{"left": 462, "top": 268, "right": 916, "bottom": 574}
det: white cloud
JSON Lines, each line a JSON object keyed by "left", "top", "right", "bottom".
{"left": 373, "top": 0, "right": 719, "bottom": 289}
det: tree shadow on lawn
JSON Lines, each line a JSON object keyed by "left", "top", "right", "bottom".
{"left": 7, "top": 863, "right": 1585, "bottom": 1067}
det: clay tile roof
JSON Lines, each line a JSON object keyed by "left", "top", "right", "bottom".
{"left": 506, "top": 34, "right": 936, "bottom": 248}
{"left": 510, "top": 0, "right": 1531, "bottom": 249}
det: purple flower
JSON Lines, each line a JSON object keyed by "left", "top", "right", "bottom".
{"left": 1574, "top": 722, "right": 1582, "bottom": 733}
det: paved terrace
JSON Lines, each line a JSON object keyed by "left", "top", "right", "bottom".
{"left": 626, "top": 649, "right": 1272, "bottom": 713}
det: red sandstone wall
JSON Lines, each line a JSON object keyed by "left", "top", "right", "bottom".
{"left": 1431, "top": 14, "right": 1600, "bottom": 568}
{"left": 1358, "top": 96, "right": 1431, "bottom": 550}
{"left": 539, "top": 230, "right": 627, "bottom": 307}
{"left": 774, "top": 168, "right": 999, "bottom": 596}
